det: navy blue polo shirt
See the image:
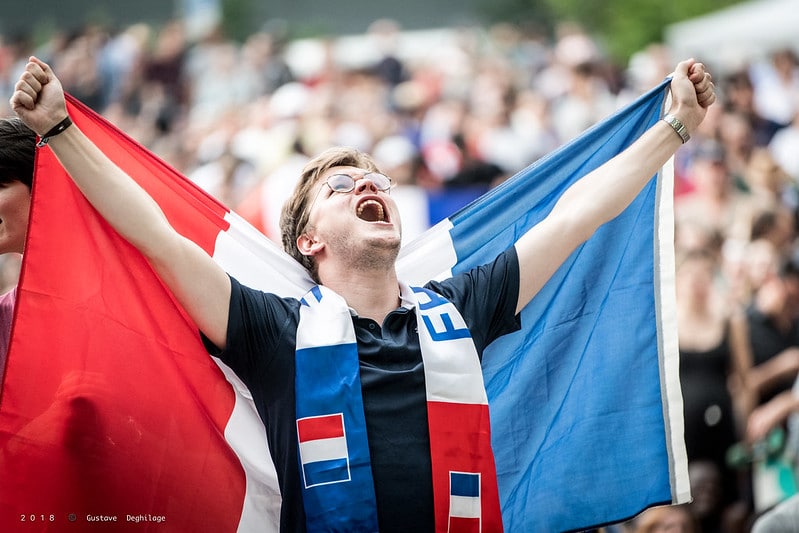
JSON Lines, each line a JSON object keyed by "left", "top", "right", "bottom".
{"left": 204, "top": 247, "right": 521, "bottom": 532}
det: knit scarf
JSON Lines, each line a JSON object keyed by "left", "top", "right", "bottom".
{"left": 295, "top": 284, "right": 502, "bottom": 532}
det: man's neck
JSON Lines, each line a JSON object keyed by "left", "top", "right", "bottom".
{"left": 319, "top": 267, "right": 401, "bottom": 324}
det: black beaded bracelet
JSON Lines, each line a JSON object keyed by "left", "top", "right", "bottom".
{"left": 36, "top": 116, "right": 73, "bottom": 147}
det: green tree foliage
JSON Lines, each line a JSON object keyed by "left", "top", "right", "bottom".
{"left": 221, "top": 0, "right": 258, "bottom": 42}
{"left": 481, "top": 0, "right": 745, "bottom": 62}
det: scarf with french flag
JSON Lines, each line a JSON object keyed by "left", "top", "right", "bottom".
{"left": 0, "top": 78, "right": 688, "bottom": 532}
{"left": 295, "top": 282, "right": 502, "bottom": 531}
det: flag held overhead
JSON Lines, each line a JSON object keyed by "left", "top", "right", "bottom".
{"left": 0, "top": 79, "right": 686, "bottom": 532}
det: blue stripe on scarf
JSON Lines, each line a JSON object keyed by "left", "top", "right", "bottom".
{"left": 295, "top": 341, "right": 378, "bottom": 531}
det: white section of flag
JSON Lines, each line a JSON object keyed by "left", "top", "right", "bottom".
{"left": 299, "top": 435, "right": 349, "bottom": 465}
{"left": 215, "top": 211, "right": 312, "bottom": 297}
{"left": 450, "top": 495, "right": 481, "bottom": 519}
{"left": 212, "top": 360, "right": 281, "bottom": 533}
{"left": 211, "top": 214, "right": 305, "bottom": 533}
{"left": 656, "top": 156, "right": 691, "bottom": 503}
{"left": 396, "top": 218, "right": 457, "bottom": 285}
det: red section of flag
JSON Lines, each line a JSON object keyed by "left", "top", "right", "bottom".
{"left": 235, "top": 183, "right": 269, "bottom": 237}
{"left": 427, "top": 402, "right": 503, "bottom": 533}
{"left": 297, "top": 414, "right": 345, "bottom": 443}
{"left": 449, "top": 517, "right": 482, "bottom": 533}
{"left": 0, "top": 96, "right": 245, "bottom": 531}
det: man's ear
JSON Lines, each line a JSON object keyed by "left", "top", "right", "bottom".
{"left": 297, "top": 233, "right": 324, "bottom": 257}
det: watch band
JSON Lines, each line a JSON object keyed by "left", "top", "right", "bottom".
{"left": 662, "top": 113, "right": 690, "bottom": 144}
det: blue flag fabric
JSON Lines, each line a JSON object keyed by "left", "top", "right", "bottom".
{"left": 397, "top": 79, "right": 688, "bottom": 531}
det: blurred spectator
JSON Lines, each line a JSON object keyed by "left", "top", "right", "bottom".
{"left": 187, "top": 136, "right": 258, "bottom": 208}
{"left": 676, "top": 249, "right": 749, "bottom": 512}
{"left": 746, "top": 377, "right": 799, "bottom": 446}
{"left": 717, "top": 110, "right": 755, "bottom": 187}
{"left": 722, "top": 70, "right": 783, "bottom": 147}
{"left": 726, "top": 238, "right": 781, "bottom": 311}
{"left": 743, "top": 257, "right": 799, "bottom": 406}
{"left": 631, "top": 504, "right": 698, "bottom": 533}
{"left": 750, "top": 48, "right": 799, "bottom": 128}
{"left": 750, "top": 206, "right": 796, "bottom": 257}
{"left": 752, "top": 493, "right": 799, "bottom": 533}
{"left": 241, "top": 26, "right": 295, "bottom": 95}
{"left": 52, "top": 26, "right": 106, "bottom": 112}
{"left": 623, "top": 43, "right": 673, "bottom": 98}
{"left": 97, "top": 23, "right": 150, "bottom": 109}
{"left": 367, "top": 18, "right": 408, "bottom": 87}
{"left": 688, "top": 459, "right": 749, "bottom": 533}
{"left": 742, "top": 147, "right": 797, "bottom": 212}
{"left": 138, "top": 19, "right": 189, "bottom": 133}
{"left": 550, "top": 59, "right": 617, "bottom": 143}
{"left": 676, "top": 139, "right": 757, "bottom": 250}
{"left": 371, "top": 134, "right": 429, "bottom": 244}
{"left": 187, "top": 37, "right": 257, "bottom": 128}
{"left": 0, "top": 32, "right": 35, "bottom": 111}
{"left": 769, "top": 108, "right": 799, "bottom": 186}
{"left": 745, "top": 365, "right": 799, "bottom": 526}
{"left": 237, "top": 137, "right": 310, "bottom": 240}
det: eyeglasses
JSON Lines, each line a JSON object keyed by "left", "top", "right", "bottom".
{"left": 302, "top": 172, "right": 392, "bottom": 231}
{"left": 324, "top": 172, "right": 392, "bottom": 193}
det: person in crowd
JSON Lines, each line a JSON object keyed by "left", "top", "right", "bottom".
{"left": 722, "top": 70, "right": 783, "bottom": 147}
{"left": 676, "top": 249, "right": 749, "bottom": 486}
{"left": 675, "top": 139, "right": 756, "bottom": 250}
{"left": 752, "top": 493, "right": 799, "bottom": 533}
{"left": 0, "top": 117, "right": 35, "bottom": 381}
{"left": 631, "top": 504, "right": 698, "bottom": 533}
{"left": 742, "top": 257, "right": 799, "bottom": 406}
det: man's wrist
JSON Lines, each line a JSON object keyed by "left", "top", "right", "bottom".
{"left": 662, "top": 113, "right": 690, "bottom": 144}
{"left": 36, "top": 115, "right": 73, "bottom": 147}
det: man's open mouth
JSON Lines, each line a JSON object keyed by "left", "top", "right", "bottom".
{"left": 356, "top": 199, "right": 387, "bottom": 222}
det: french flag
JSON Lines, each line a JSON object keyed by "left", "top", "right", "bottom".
{"left": 297, "top": 414, "right": 350, "bottom": 488}
{"left": 0, "top": 79, "right": 687, "bottom": 532}
{"left": 449, "top": 472, "right": 481, "bottom": 533}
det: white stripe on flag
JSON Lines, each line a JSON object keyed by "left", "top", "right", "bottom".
{"left": 214, "top": 211, "right": 313, "bottom": 297}
{"left": 396, "top": 218, "right": 456, "bottom": 285}
{"left": 211, "top": 212, "right": 312, "bottom": 533}
{"left": 211, "top": 359, "right": 281, "bottom": 533}
{"left": 450, "top": 495, "right": 481, "bottom": 519}
{"left": 655, "top": 156, "right": 691, "bottom": 503}
{"left": 299, "top": 436, "right": 349, "bottom": 464}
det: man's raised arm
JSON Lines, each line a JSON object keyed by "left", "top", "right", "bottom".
{"left": 513, "top": 58, "right": 716, "bottom": 314}
{"left": 11, "top": 56, "right": 231, "bottom": 349}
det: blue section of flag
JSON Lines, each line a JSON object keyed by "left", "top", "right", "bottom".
{"left": 303, "top": 458, "right": 350, "bottom": 487}
{"left": 451, "top": 472, "right": 480, "bottom": 498}
{"left": 444, "top": 81, "right": 677, "bottom": 531}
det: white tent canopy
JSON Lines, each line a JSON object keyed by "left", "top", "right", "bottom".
{"left": 665, "top": 0, "right": 799, "bottom": 73}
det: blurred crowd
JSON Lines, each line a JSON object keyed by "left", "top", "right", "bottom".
{"left": 3, "top": 14, "right": 799, "bottom": 533}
